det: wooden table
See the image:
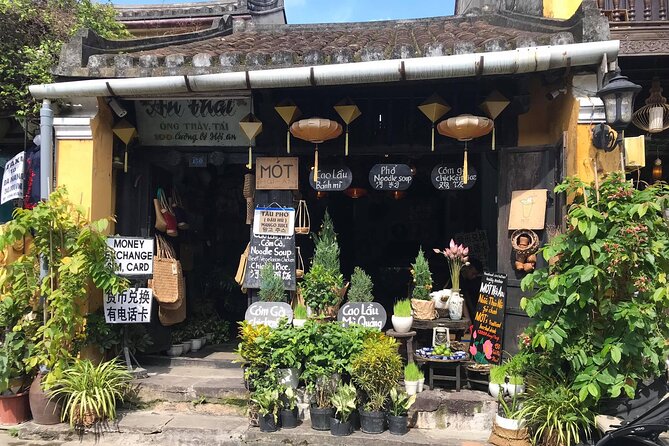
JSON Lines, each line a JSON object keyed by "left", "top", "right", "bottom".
{"left": 413, "top": 354, "right": 464, "bottom": 391}
{"left": 386, "top": 329, "right": 416, "bottom": 364}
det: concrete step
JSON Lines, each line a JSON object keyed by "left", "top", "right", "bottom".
{"left": 138, "top": 343, "right": 241, "bottom": 369}
{"left": 410, "top": 389, "right": 497, "bottom": 432}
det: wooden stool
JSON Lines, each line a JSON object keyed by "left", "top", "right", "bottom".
{"left": 386, "top": 329, "right": 417, "bottom": 364}
{"left": 414, "top": 356, "right": 463, "bottom": 391}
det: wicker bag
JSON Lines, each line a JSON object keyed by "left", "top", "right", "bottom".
{"left": 151, "top": 235, "right": 183, "bottom": 306}
{"left": 488, "top": 421, "right": 531, "bottom": 446}
{"left": 158, "top": 275, "right": 186, "bottom": 326}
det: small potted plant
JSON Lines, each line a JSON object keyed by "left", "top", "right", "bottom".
{"left": 189, "top": 324, "right": 203, "bottom": 353}
{"left": 410, "top": 248, "right": 435, "bottom": 320}
{"left": 309, "top": 374, "right": 336, "bottom": 431}
{"left": 330, "top": 381, "right": 356, "bottom": 437}
{"left": 167, "top": 330, "right": 184, "bottom": 357}
{"left": 292, "top": 304, "right": 308, "bottom": 328}
{"left": 347, "top": 267, "right": 374, "bottom": 303}
{"left": 279, "top": 386, "right": 299, "bottom": 429}
{"left": 0, "top": 331, "right": 32, "bottom": 425}
{"left": 267, "top": 322, "right": 301, "bottom": 389}
{"left": 488, "top": 364, "right": 506, "bottom": 399}
{"left": 251, "top": 386, "right": 281, "bottom": 432}
{"left": 495, "top": 392, "right": 526, "bottom": 431}
{"left": 392, "top": 299, "right": 413, "bottom": 333}
{"left": 387, "top": 387, "right": 416, "bottom": 435}
{"left": 417, "top": 369, "right": 425, "bottom": 393}
{"left": 259, "top": 263, "right": 286, "bottom": 302}
{"left": 403, "top": 363, "right": 421, "bottom": 395}
{"left": 506, "top": 375, "right": 525, "bottom": 396}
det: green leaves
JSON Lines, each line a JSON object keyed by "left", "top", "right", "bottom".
{"left": 580, "top": 245, "right": 590, "bottom": 261}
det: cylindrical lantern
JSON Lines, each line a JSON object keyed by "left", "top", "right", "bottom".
{"left": 653, "top": 157, "right": 663, "bottom": 182}
{"left": 649, "top": 106, "right": 664, "bottom": 133}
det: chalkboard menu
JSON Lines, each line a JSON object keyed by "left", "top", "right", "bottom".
{"left": 471, "top": 272, "right": 507, "bottom": 364}
{"left": 308, "top": 166, "right": 353, "bottom": 191}
{"left": 337, "top": 302, "right": 387, "bottom": 329}
{"left": 431, "top": 164, "right": 477, "bottom": 190}
{"left": 245, "top": 302, "right": 293, "bottom": 328}
{"left": 368, "top": 164, "right": 413, "bottom": 190}
{"left": 243, "top": 229, "right": 296, "bottom": 291}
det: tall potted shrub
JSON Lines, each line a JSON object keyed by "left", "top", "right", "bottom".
{"left": 0, "top": 188, "right": 127, "bottom": 424}
{"left": 410, "top": 248, "right": 435, "bottom": 320}
{"left": 347, "top": 267, "right": 374, "bottom": 303}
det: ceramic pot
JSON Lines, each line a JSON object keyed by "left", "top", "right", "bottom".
{"left": 280, "top": 407, "right": 299, "bottom": 429}
{"left": 495, "top": 414, "right": 526, "bottom": 431}
{"left": 199, "top": 336, "right": 207, "bottom": 347}
{"left": 417, "top": 378, "right": 425, "bottom": 393}
{"left": 278, "top": 368, "right": 299, "bottom": 389}
{"left": 166, "top": 344, "right": 183, "bottom": 357}
{"left": 330, "top": 417, "right": 353, "bottom": 436}
{"left": 292, "top": 319, "right": 306, "bottom": 328}
{"left": 391, "top": 315, "right": 413, "bottom": 333}
{"left": 448, "top": 290, "right": 464, "bottom": 320}
{"left": 387, "top": 414, "right": 409, "bottom": 435}
{"left": 190, "top": 338, "right": 202, "bottom": 352}
{"left": 404, "top": 380, "right": 418, "bottom": 395}
{"left": 181, "top": 340, "right": 192, "bottom": 354}
{"left": 360, "top": 409, "right": 386, "bottom": 434}
{"left": 309, "top": 406, "right": 334, "bottom": 431}
{"left": 258, "top": 413, "right": 280, "bottom": 432}
{"left": 505, "top": 382, "right": 525, "bottom": 396}
{"left": 29, "top": 373, "right": 61, "bottom": 425}
{"left": 433, "top": 289, "right": 451, "bottom": 310}
{"left": 0, "top": 392, "right": 30, "bottom": 425}
{"left": 489, "top": 382, "right": 503, "bottom": 399}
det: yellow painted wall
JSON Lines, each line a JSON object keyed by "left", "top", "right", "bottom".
{"left": 544, "top": 0, "right": 582, "bottom": 19}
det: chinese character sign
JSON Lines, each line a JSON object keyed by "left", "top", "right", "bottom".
{"left": 104, "top": 288, "right": 153, "bottom": 324}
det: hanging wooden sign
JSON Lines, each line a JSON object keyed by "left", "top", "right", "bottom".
{"left": 431, "top": 164, "right": 477, "bottom": 190}
{"left": 253, "top": 207, "right": 295, "bottom": 236}
{"left": 471, "top": 272, "right": 507, "bottom": 364}
{"left": 337, "top": 302, "right": 387, "bottom": 329}
{"left": 256, "top": 157, "right": 299, "bottom": 190}
{"left": 508, "top": 189, "right": 548, "bottom": 230}
{"left": 308, "top": 165, "right": 353, "bottom": 191}
{"left": 368, "top": 164, "right": 413, "bottom": 190}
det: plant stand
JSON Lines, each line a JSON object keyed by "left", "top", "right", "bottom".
{"left": 385, "top": 329, "right": 416, "bottom": 364}
{"left": 414, "top": 355, "right": 462, "bottom": 391}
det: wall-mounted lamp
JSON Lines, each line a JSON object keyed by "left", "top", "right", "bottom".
{"left": 592, "top": 69, "right": 642, "bottom": 152}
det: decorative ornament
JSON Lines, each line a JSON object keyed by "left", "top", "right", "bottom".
{"left": 511, "top": 229, "right": 539, "bottom": 273}
{"left": 290, "top": 118, "right": 343, "bottom": 182}
{"left": 479, "top": 90, "right": 509, "bottom": 151}
{"left": 437, "top": 114, "right": 493, "bottom": 185}
{"left": 633, "top": 77, "right": 669, "bottom": 134}
{"left": 653, "top": 146, "right": 663, "bottom": 182}
{"left": 239, "top": 113, "right": 263, "bottom": 170}
{"left": 112, "top": 119, "right": 138, "bottom": 173}
{"left": 242, "top": 173, "right": 256, "bottom": 225}
{"left": 418, "top": 94, "right": 451, "bottom": 152}
{"left": 334, "top": 98, "right": 362, "bottom": 156}
{"left": 295, "top": 199, "right": 310, "bottom": 234}
{"left": 274, "top": 99, "right": 301, "bottom": 154}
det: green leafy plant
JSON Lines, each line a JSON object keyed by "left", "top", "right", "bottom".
{"left": 348, "top": 267, "right": 374, "bottom": 302}
{"left": 265, "top": 320, "right": 301, "bottom": 370}
{"left": 498, "top": 392, "right": 523, "bottom": 420}
{"left": 520, "top": 174, "right": 669, "bottom": 404}
{"left": 331, "top": 381, "right": 356, "bottom": 422}
{"left": 258, "top": 263, "right": 286, "bottom": 302}
{"left": 84, "top": 310, "right": 122, "bottom": 354}
{"left": 404, "top": 363, "right": 422, "bottom": 382}
{"left": 410, "top": 248, "right": 432, "bottom": 300}
{"left": 300, "top": 264, "right": 343, "bottom": 314}
{"left": 388, "top": 387, "right": 416, "bottom": 417}
{"left": 293, "top": 304, "right": 308, "bottom": 320}
{"left": 351, "top": 332, "right": 402, "bottom": 411}
{"left": 282, "top": 386, "right": 297, "bottom": 411}
{"left": 250, "top": 386, "right": 281, "bottom": 422}
{"left": 393, "top": 299, "right": 412, "bottom": 317}
{"left": 50, "top": 358, "right": 132, "bottom": 427}
{"left": 312, "top": 210, "right": 341, "bottom": 275}
{"left": 489, "top": 364, "right": 507, "bottom": 385}
{"left": 508, "top": 375, "right": 524, "bottom": 386}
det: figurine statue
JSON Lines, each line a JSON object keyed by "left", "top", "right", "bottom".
{"left": 511, "top": 230, "right": 539, "bottom": 273}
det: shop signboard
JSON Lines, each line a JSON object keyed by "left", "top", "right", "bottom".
{"left": 471, "top": 272, "right": 507, "bottom": 364}
{"left": 106, "top": 237, "right": 154, "bottom": 277}
{"left": 243, "top": 230, "right": 296, "bottom": 291}
{"left": 244, "top": 302, "right": 293, "bottom": 328}
{"left": 253, "top": 207, "right": 295, "bottom": 236}
{"left": 430, "top": 164, "right": 477, "bottom": 190}
{"left": 104, "top": 288, "right": 152, "bottom": 324}
{"left": 256, "top": 157, "right": 299, "bottom": 190}
{"left": 135, "top": 98, "right": 251, "bottom": 147}
{"left": 1, "top": 151, "right": 24, "bottom": 205}
{"left": 308, "top": 166, "right": 353, "bottom": 191}
{"left": 337, "top": 302, "right": 387, "bottom": 329}
{"left": 368, "top": 164, "right": 413, "bottom": 190}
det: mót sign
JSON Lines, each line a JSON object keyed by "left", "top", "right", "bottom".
{"left": 256, "top": 157, "right": 299, "bottom": 190}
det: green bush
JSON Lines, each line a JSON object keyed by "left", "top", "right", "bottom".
{"left": 404, "top": 363, "right": 422, "bottom": 381}
{"left": 393, "top": 299, "right": 412, "bottom": 317}
{"left": 258, "top": 263, "right": 286, "bottom": 302}
{"left": 351, "top": 332, "right": 402, "bottom": 411}
{"left": 293, "top": 304, "right": 308, "bottom": 320}
{"left": 300, "top": 264, "right": 342, "bottom": 314}
{"left": 411, "top": 248, "right": 432, "bottom": 300}
{"left": 348, "top": 267, "right": 374, "bottom": 302}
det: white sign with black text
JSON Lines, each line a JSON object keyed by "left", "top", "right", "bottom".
{"left": 107, "top": 237, "right": 154, "bottom": 277}
{"left": 252, "top": 208, "right": 295, "bottom": 236}
{"left": 1, "top": 152, "right": 24, "bottom": 205}
{"left": 104, "top": 288, "right": 153, "bottom": 324}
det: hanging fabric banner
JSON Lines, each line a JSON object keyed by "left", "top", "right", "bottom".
{"left": 1, "top": 152, "right": 25, "bottom": 205}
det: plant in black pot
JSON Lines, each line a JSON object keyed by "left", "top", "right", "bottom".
{"left": 279, "top": 386, "right": 299, "bottom": 429}
{"left": 250, "top": 385, "right": 281, "bottom": 432}
{"left": 351, "top": 332, "right": 403, "bottom": 434}
{"left": 308, "top": 374, "right": 336, "bottom": 431}
{"left": 330, "top": 381, "right": 356, "bottom": 437}
{"left": 387, "top": 387, "right": 416, "bottom": 435}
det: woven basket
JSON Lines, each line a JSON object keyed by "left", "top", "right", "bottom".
{"left": 158, "top": 275, "right": 186, "bottom": 326}
{"left": 412, "top": 299, "right": 437, "bottom": 320}
{"left": 151, "top": 235, "right": 183, "bottom": 305}
{"left": 488, "top": 421, "right": 531, "bottom": 446}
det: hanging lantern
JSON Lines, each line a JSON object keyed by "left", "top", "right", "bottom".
{"left": 295, "top": 199, "right": 311, "bottom": 234}
{"left": 316, "top": 191, "right": 328, "bottom": 200}
{"left": 633, "top": 78, "right": 669, "bottom": 134}
{"left": 390, "top": 190, "right": 406, "bottom": 200}
{"left": 418, "top": 94, "right": 451, "bottom": 152}
{"left": 275, "top": 99, "right": 301, "bottom": 154}
{"left": 334, "top": 98, "right": 362, "bottom": 156}
{"left": 480, "top": 90, "right": 509, "bottom": 151}
{"left": 290, "top": 118, "right": 342, "bottom": 182}
{"left": 344, "top": 187, "right": 368, "bottom": 199}
{"left": 296, "top": 246, "right": 305, "bottom": 279}
{"left": 653, "top": 157, "right": 663, "bottom": 182}
{"left": 437, "top": 114, "right": 493, "bottom": 184}
{"left": 112, "top": 119, "right": 137, "bottom": 173}
{"left": 239, "top": 114, "right": 262, "bottom": 170}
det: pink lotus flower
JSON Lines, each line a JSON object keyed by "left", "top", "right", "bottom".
{"left": 483, "top": 340, "right": 493, "bottom": 360}
{"left": 473, "top": 330, "right": 477, "bottom": 339}
{"left": 469, "top": 345, "right": 477, "bottom": 356}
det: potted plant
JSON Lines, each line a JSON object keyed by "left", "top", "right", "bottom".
{"left": 494, "top": 392, "right": 526, "bottom": 431}
{"left": 250, "top": 386, "right": 281, "bottom": 432}
{"left": 488, "top": 364, "right": 507, "bottom": 399}
{"left": 347, "top": 267, "right": 374, "bottom": 303}
{"left": 433, "top": 240, "right": 469, "bottom": 320}
{"left": 234, "top": 321, "right": 271, "bottom": 392}
{"left": 351, "top": 333, "right": 403, "bottom": 433}
{"left": 308, "top": 374, "right": 336, "bottom": 431}
{"left": 506, "top": 375, "right": 525, "bottom": 396}
{"left": 0, "top": 331, "right": 33, "bottom": 425}
{"left": 410, "top": 248, "right": 435, "bottom": 320}
{"left": 167, "top": 330, "right": 184, "bottom": 357}
{"left": 403, "top": 363, "right": 421, "bottom": 395}
{"left": 330, "top": 381, "right": 356, "bottom": 437}
{"left": 50, "top": 358, "right": 131, "bottom": 428}
{"left": 387, "top": 387, "right": 416, "bottom": 435}
{"left": 259, "top": 263, "right": 286, "bottom": 302}
{"left": 279, "top": 386, "right": 299, "bottom": 429}
{"left": 266, "top": 321, "right": 301, "bottom": 389}
{"left": 292, "top": 304, "right": 307, "bottom": 328}
{"left": 392, "top": 299, "right": 413, "bottom": 333}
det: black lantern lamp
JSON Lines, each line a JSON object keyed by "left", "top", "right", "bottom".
{"left": 593, "top": 69, "right": 642, "bottom": 152}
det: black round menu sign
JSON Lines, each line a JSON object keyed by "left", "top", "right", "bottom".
{"left": 431, "top": 164, "right": 477, "bottom": 190}
{"left": 308, "top": 165, "right": 353, "bottom": 191}
{"left": 368, "top": 164, "right": 413, "bottom": 190}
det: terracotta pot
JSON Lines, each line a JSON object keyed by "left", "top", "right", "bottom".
{"left": 0, "top": 391, "right": 31, "bottom": 425}
{"left": 29, "top": 373, "right": 62, "bottom": 425}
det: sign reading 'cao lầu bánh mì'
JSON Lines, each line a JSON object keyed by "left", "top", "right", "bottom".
{"left": 337, "top": 302, "right": 387, "bottom": 329}
{"left": 471, "top": 272, "right": 507, "bottom": 364}
{"left": 106, "top": 237, "right": 154, "bottom": 277}
{"left": 308, "top": 166, "right": 353, "bottom": 191}
{"left": 135, "top": 99, "right": 251, "bottom": 146}
{"left": 368, "top": 164, "right": 413, "bottom": 190}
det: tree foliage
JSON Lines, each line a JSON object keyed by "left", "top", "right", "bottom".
{"left": 0, "top": 0, "right": 130, "bottom": 118}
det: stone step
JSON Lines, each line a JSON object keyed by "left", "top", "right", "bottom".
{"left": 410, "top": 389, "right": 497, "bottom": 432}
{"left": 138, "top": 343, "right": 241, "bottom": 370}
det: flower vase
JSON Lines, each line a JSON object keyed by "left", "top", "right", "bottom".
{"left": 448, "top": 290, "right": 464, "bottom": 320}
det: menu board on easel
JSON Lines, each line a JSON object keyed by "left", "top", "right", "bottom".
{"left": 471, "top": 272, "right": 507, "bottom": 364}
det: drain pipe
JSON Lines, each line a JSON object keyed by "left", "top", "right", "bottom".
{"left": 39, "top": 99, "right": 53, "bottom": 200}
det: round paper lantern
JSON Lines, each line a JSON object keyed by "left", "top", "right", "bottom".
{"left": 290, "top": 118, "right": 343, "bottom": 182}
{"left": 437, "top": 114, "right": 493, "bottom": 185}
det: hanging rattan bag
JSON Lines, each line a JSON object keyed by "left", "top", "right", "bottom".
{"left": 158, "top": 275, "right": 186, "bottom": 326}
{"left": 151, "top": 235, "right": 184, "bottom": 306}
